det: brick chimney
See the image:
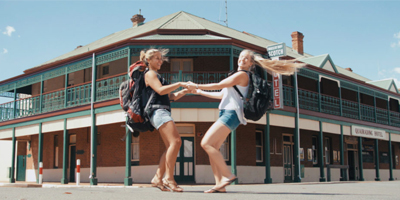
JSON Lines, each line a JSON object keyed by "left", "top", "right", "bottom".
{"left": 291, "top": 31, "right": 304, "bottom": 55}
{"left": 345, "top": 68, "right": 353, "bottom": 72}
{"left": 131, "top": 10, "right": 145, "bottom": 27}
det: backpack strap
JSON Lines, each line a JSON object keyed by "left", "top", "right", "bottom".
{"left": 233, "top": 70, "right": 250, "bottom": 99}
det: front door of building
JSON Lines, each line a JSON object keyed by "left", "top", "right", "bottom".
{"left": 174, "top": 137, "right": 195, "bottom": 182}
{"left": 16, "top": 155, "right": 26, "bottom": 181}
{"left": 69, "top": 145, "right": 76, "bottom": 182}
{"left": 348, "top": 150, "right": 358, "bottom": 181}
{"left": 283, "top": 134, "right": 293, "bottom": 182}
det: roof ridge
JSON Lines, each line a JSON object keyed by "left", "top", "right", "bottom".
{"left": 158, "top": 11, "right": 184, "bottom": 29}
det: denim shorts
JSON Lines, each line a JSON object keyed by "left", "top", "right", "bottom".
{"left": 150, "top": 109, "right": 174, "bottom": 130}
{"left": 217, "top": 109, "right": 240, "bottom": 131}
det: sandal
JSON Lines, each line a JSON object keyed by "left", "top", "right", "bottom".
{"left": 151, "top": 179, "right": 170, "bottom": 192}
{"left": 162, "top": 178, "right": 183, "bottom": 192}
{"left": 204, "top": 188, "right": 227, "bottom": 193}
{"left": 214, "top": 175, "right": 237, "bottom": 191}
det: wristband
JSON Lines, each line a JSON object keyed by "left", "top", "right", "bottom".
{"left": 196, "top": 84, "right": 199, "bottom": 89}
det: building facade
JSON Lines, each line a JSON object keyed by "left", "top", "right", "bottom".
{"left": 1, "top": 11, "right": 400, "bottom": 185}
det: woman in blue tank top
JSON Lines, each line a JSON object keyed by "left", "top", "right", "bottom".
{"left": 187, "top": 49, "right": 303, "bottom": 193}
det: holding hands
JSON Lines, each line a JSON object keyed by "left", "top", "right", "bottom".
{"left": 180, "top": 81, "right": 201, "bottom": 94}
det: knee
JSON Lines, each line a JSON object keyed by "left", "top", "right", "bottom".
{"left": 171, "top": 137, "right": 182, "bottom": 148}
{"left": 201, "top": 140, "right": 211, "bottom": 151}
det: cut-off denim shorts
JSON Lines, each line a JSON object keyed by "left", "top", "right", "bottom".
{"left": 217, "top": 109, "right": 241, "bottom": 131}
{"left": 150, "top": 109, "right": 174, "bottom": 130}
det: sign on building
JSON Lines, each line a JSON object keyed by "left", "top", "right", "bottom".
{"left": 267, "top": 43, "right": 286, "bottom": 58}
{"left": 351, "top": 126, "right": 386, "bottom": 140}
{"left": 273, "top": 72, "right": 283, "bottom": 109}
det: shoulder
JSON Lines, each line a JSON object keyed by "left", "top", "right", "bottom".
{"left": 145, "top": 70, "right": 158, "bottom": 79}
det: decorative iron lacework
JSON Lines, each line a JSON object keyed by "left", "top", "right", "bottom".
{"left": 232, "top": 47, "right": 243, "bottom": 57}
{"left": 0, "top": 83, "right": 15, "bottom": 93}
{"left": 341, "top": 81, "right": 358, "bottom": 91}
{"left": 130, "top": 46, "right": 231, "bottom": 57}
{"left": 298, "top": 68, "right": 319, "bottom": 80}
{"left": 43, "top": 67, "right": 65, "bottom": 81}
{"left": 359, "top": 87, "right": 374, "bottom": 96}
{"left": 375, "top": 92, "right": 388, "bottom": 100}
{"left": 0, "top": 92, "right": 15, "bottom": 98}
{"left": 96, "top": 48, "right": 129, "bottom": 65}
{"left": 67, "top": 59, "right": 92, "bottom": 73}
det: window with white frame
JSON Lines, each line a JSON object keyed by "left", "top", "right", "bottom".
{"left": 131, "top": 136, "right": 140, "bottom": 161}
{"left": 312, "top": 136, "right": 318, "bottom": 165}
{"left": 220, "top": 137, "right": 229, "bottom": 161}
{"left": 256, "top": 130, "right": 263, "bottom": 162}
{"left": 325, "top": 137, "right": 331, "bottom": 164}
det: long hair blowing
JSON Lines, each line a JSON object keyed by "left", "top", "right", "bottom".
{"left": 139, "top": 48, "right": 169, "bottom": 64}
{"left": 244, "top": 49, "right": 305, "bottom": 75}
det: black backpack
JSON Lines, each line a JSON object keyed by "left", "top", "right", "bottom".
{"left": 119, "top": 61, "right": 155, "bottom": 134}
{"left": 233, "top": 67, "right": 273, "bottom": 121}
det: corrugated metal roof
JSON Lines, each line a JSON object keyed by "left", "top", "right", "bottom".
{"left": 299, "top": 54, "right": 328, "bottom": 68}
{"left": 367, "top": 79, "right": 394, "bottom": 90}
{"left": 132, "top": 34, "right": 230, "bottom": 40}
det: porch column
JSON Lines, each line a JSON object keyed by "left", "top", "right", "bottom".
{"left": 64, "top": 68, "right": 68, "bottom": 108}
{"left": 317, "top": 76, "right": 321, "bottom": 112}
{"left": 358, "top": 137, "right": 364, "bottom": 181}
{"left": 293, "top": 72, "right": 301, "bottom": 182}
{"left": 61, "top": 118, "right": 68, "bottom": 184}
{"left": 10, "top": 127, "right": 16, "bottom": 183}
{"left": 39, "top": 75, "right": 43, "bottom": 113}
{"left": 373, "top": 95, "right": 377, "bottom": 123}
{"left": 264, "top": 111, "right": 272, "bottom": 183}
{"left": 13, "top": 87, "right": 17, "bottom": 119}
{"left": 338, "top": 85, "right": 343, "bottom": 116}
{"left": 374, "top": 139, "right": 380, "bottom": 181}
{"left": 37, "top": 123, "right": 43, "bottom": 183}
{"left": 388, "top": 133, "right": 394, "bottom": 181}
{"left": 357, "top": 88, "right": 361, "bottom": 120}
{"left": 90, "top": 53, "right": 98, "bottom": 185}
{"left": 229, "top": 47, "right": 238, "bottom": 184}
{"left": 339, "top": 125, "right": 347, "bottom": 181}
{"left": 318, "top": 121, "right": 325, "bottom": 182}
{"left": 124, "top": 48, "right": 132, "bottom": 186}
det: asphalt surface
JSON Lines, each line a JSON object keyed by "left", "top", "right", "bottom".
{"left": 0, "top": 181, "right": 399, "bottom": 200}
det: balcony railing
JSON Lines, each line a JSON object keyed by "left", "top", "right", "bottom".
{"left": 1, "top": 73, "right": 399, "bottom": 129}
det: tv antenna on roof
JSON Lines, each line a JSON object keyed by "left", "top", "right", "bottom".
{"left": 218, "top": 0, "right": 228, "bottom": 27}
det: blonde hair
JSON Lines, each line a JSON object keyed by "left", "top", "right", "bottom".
{"left": 242, "top": 49, "right": 305, "bottom": 75}
{"left": 139, "top": 48, "right": 169, "bottom": 64}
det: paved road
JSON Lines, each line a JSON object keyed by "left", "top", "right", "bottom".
{"left": 1, "top": 181, "right": 399, "bottom": 200}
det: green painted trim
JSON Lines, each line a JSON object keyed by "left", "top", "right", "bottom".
{"left": 318, "top": 121, "right": 326, "bottom": 182}
{"left": 37, "top": 123, "right": 43, "bottom": 184}
{"left": 374, "top": 139, "right": 380, "bottom": 181}
{"left": 293, "top": 74, "right": 301, "bottom": 182}
{"left": 9, "top": 127, "right": 16, "bottom": 183}
{"left": 170, "top": 102, "right": 219, "bottom": 108}
{"left": 264, "top": 112, "right": 272, "bottom": 183}
{"left": 96, "top": 47, "right": 129, "bottom": 66}
{"left": 339, "top": 125, "right": 347, "bottom": 181}
{"left": 61, "top": 119, "right": 68, "bottom": 184}
{"left": 358, "top": 137, "right": 364, "bottom": 181}
{"left": 389, "top": 133, "right": 394, "bottom": 181}
{"left": 129, "top": 45, "right": 233, "bottom": 57}
{"left": 230, "top": 129, "right": 238, "bottom": 184}
{"left": 125, "top": 118, "right": 132, "bottom": 186}
{"left": 95, "top": 104, "right": 121, "bottom": 114}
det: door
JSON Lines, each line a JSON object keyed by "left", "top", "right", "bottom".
{"left": 69, "top": 145, "right": 76, "bottom": 182}
{"left": 348, "top": 150, "right": 356, "bottom": 181}
{"left": 16, "top": 155, "right": 26, "bottom": 181}
{"left": 174, "top": 137, "right": 195, "bottom": 182}
{"left": 283, "top": 144, "right": 293, "bottom": 182}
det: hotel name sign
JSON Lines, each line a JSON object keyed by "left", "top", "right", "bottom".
{"left": 351, "top": 125, "right": 386, "bottom": 140}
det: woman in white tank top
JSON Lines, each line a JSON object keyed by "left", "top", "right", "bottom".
{"left": 186, "top": 49, "right": 303, "bottom": 193}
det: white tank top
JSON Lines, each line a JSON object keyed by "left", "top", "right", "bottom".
{"left": 218, "top": 83, "right": 249, "bottom": 125}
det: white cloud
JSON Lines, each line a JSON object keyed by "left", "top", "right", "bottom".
{"left": 395, "top": 32, "right": 400, "bottom": 39}
{"left": 3, "top": 48, "right": 8, "bottom": 54}
{"left": 2, "top": 26, "right": 15, "bottom": 36}
{"left": 391, "top": 43, "right": 396, "bottom": 48}
{"left": 394, "top": 68, "right": 400, "bottom": 74}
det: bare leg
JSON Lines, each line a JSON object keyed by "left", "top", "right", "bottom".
{"left": 158, "top": 121, "right": 183, "bottom": 192}
{"left": 201, "top": 121, "right": 236, "bottom": 191}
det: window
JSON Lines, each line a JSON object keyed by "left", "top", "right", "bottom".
{"left": 325, "top": 137, "right": 331, "bottom": 164}
{"left": 131, "top": 136, "right": 140, "bottom": 161}
{"left": 54, "top": 135, "right": 59, "bottom": 168}
{"left": 312, "top": 136, "right": 318, "bottom": 165}
{"left": 256, "top": 130, "right": 263, "bottom": 162}
{"left": 102, "top": 65, "right": 109, "bottom": 76}
{"left": 170, "top": 59, "right": 193, "bottom": 72}
{"left": 220, "top": 137, "right": 230, "bottom": 161}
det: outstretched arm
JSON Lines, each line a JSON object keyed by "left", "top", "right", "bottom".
{"left": 192, "top": 89, "right": 223, "bottom": 100}
{"left": 187, "top": 71, "right": 248, "bottom": 91}
{"left": 146, "top": 71, "right": 184, "bottom": 96}
{"left": 170, "top": 89, "right": 190, "bottom": 101}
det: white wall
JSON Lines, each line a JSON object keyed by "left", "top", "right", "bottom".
{"left": 0, "top": 141, "right": 12, "bottom": 181}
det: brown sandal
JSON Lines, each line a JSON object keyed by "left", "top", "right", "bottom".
{"left": 162, "top": 178, "right": 183, "bottom": 192}
{"left": 151, "top": 179, "right": 170, "bottom": 192}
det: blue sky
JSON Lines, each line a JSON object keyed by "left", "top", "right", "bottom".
{"left": 0, "top": 0, "right": 399, "bottom": 103}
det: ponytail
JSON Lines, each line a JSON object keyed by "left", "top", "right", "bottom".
{"left": 140, "top": 50, "right": 146, "bottom": 62}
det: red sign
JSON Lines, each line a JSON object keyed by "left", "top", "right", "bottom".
{"left": 273, "top": 73, "right": 283, "bottom": 109}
